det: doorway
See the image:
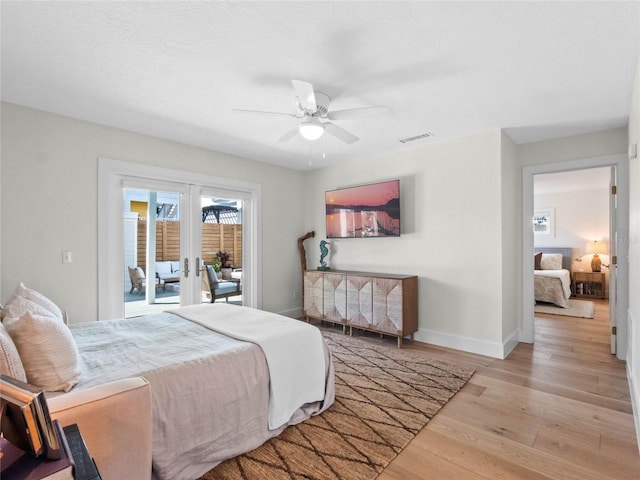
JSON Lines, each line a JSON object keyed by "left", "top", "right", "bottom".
{"left": 98, "top": 158, "right": 261, "bottom": 320}
{"left": 532, "top": 167, "right": 612, "bottom": 347}
{"left": 522, "top": 154, "right": 629, "bottom": 360}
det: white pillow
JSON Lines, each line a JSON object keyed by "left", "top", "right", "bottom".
{"left": 541, "top": 253, "right": 563, "bottom": 270}
{"left": 0, "top": 321, "right": 27, "bottom": 381}
{"left": 156, "top": 261, "right": 172, "bottom": 275}
{"left": 3, "top": 297, "right": 80, "bottom": 392}
{"left": 1, "top": 282, "right": 64, "bottom": 323}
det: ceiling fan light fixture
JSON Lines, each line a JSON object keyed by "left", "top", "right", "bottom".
{"left": 299, "top": 119, "right": 325, "bottom": 141}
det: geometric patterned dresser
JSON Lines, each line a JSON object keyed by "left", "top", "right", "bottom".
{"left": 304, "top": 270, "right": 418, "bottom": 347}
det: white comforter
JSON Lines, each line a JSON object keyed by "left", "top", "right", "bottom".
{"left": 170, "top": 303, "right": 326, "bottom": 429}
{"left": 534, "top": 269, "right": 572, "bottom": 308}
{"left": 70, "top": 305, "right": 334, "bottom": 480}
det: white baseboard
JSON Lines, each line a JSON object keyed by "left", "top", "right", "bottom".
{"left": 628, "top": 361, "right": 640, "bottom": 455}
{"left": 627, "top": 308, "right": 640, "bottom": 454}
{"left": 414, "top": 328, "right": 518, "bottom": 359}
{"left": 503, "top": 329, "right": 520, "bottom": 358}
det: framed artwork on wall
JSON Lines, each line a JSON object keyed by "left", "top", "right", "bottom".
{"left": 533, "top": 207, "right": 555, "bottom": 237}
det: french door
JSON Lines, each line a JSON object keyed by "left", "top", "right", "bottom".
{"left": 98, "top": 158, "right": 261, "bottom": 320}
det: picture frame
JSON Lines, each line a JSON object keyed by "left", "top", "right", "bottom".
{"left": 533, "top": 207, "right": 555, "bottom": 237}
{"left": 0, "top": 374, "right": 62, "bottom": 459}
{"left": 325, "top": 179, "right": 400, "bottom": 238}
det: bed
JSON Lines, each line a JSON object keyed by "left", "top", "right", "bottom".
{"left": 534, "top": 247, "right": 573, "bottom": 308}
{"left": 1, "top": 285, "right": 335, "bottom": 480}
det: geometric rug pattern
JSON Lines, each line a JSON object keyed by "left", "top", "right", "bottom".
{"left": 200, "top": 331, "right": 474, "bottom": 480}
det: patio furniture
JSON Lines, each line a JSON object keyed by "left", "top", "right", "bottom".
{"left": 156, "top": 261, "right": 180, "bottom": 284}
{"left": 128, "top": 266, "right": 164, "bottom": 295}
{"left": 202, "top": 265, "right": 241, "bottom": 303}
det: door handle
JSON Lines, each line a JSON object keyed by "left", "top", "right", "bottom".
{"left": 183, "top": 257, "right": 189, "bottom": 278}
{"left": 195, "top": 257, "right": 200, "bottom": 277}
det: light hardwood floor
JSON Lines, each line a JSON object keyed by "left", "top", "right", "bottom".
{"left": 334, "top": 300, "right": 639, "bottom": 479}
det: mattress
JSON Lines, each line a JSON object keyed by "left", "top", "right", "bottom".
{"left": 70, "top": 306, "right": 335, "bottom": 480}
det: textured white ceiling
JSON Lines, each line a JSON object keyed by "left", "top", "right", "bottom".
{"left": 2, "top": 1, "right": 639, "bottom": 171}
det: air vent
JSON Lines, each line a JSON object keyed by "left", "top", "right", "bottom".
{"left": 399, "top": 132, "right": 434, "bottom": 144}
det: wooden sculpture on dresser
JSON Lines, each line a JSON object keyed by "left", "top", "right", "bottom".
{"left": 297, "top": 231, "right": 315, "bottom": 310}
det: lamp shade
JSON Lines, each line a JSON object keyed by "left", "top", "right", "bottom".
{"left": 298, "top": 118, "right": 324, "bottom": 141}
{"left": 586, "top": 240, "right": 608, "bottom": 255}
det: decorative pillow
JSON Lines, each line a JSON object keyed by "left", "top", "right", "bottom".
{"left": 156, "top": 261, "right": 172, "bottom": 275}
{"left": 3, "top": 297, "right": 80, "bottom": 392}
{"left": 534, "top": 252, "right": 543, "bottom": 270}
{"left": 0, "top": 322, "right": 27, "bottom": 381}
{"left": 1, "top": 282, "right": 64, "bottom": 323}
{"left": 540, "top": 253, "right": 563, "bottom": 270}
{"left": 170, "top": 261, "right": 180, "bottom": 273}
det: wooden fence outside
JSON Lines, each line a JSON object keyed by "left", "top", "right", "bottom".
{"left": 136, "top": 221, "right": 242, "bottom": 272}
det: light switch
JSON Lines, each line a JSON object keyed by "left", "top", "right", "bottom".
{"left": 62, "top": 251, "right": 73, "bottom": 264}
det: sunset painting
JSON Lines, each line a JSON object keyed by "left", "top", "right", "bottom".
{"left": 325, "top": 180, "right": 400, "bottom": 238}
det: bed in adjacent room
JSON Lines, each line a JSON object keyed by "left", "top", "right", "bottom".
{"left": 534, "top": 247, "right": 573, "bottom": 308}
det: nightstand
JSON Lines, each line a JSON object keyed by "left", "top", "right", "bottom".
{"left": 572, "top": 272, "right": 605, "bottom": 299}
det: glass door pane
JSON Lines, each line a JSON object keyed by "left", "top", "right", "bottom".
{"left": 124, "top": 188, "right": 182, "bottom": 318}
{"left": 200, "top": 195, "right": 243, "bottom": 305}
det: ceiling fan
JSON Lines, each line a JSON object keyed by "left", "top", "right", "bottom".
{"left": 234, "top": 80, "right": 388, "bottom": 144}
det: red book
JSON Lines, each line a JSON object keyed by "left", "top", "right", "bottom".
{"left": 1, "top": 419, "right": 74, "bottom": 480}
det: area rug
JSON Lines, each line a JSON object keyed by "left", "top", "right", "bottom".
{"left": 535, "top": 298, "right": 595, "bottom": 318}
{"left": 199, "top": 331, "right": 474, "bottom": 480}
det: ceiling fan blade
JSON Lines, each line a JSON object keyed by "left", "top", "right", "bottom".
{"left": 233, "top": 108, "right": 297, "bottom": 118}
{"left": 277, "top": 127, "right": 299, "bottom": 143}
{"left": 291, "top": 79, "right": 317, "bottom": 113}
{"left": 324, "top": 122, "right": 359, "bottom": 144}
{"left": 327, "top": 105, "right": 389, "bottom": 121}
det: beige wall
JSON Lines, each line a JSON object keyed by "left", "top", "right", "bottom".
{"left": 519, "top": 127, "right": 628, "bottom": 167}
{"left": 501, "top": 132, "right": 520, "bottom": 344}
{"left": 0, "top": 101, "right": 632, "bottom": 365}
{"left": 303, "top": 130, "right": 515, "bottom": 358}
{"left": 302, "top": 126, "right": 627, "bottom": 359}
{"left": 0, "top": 102, "right": 306, "bottom": 322}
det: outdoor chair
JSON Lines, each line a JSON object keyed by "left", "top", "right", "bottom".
{"left": 202, "top": 265, "right": 241, "bottom": 303}
{"left": 128, "top": 266, "right": 164, "bottom": 295}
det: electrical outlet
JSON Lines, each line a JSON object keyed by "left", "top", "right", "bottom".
{"left": 293, "top": 290, "right": 299, "bottom": 300}
{"left": 62, "top": 251, "right": 73, "bottom": 264}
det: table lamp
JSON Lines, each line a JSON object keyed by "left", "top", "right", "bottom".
{"left": 585, "top": 240, "right": 607, "bottom": 272}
